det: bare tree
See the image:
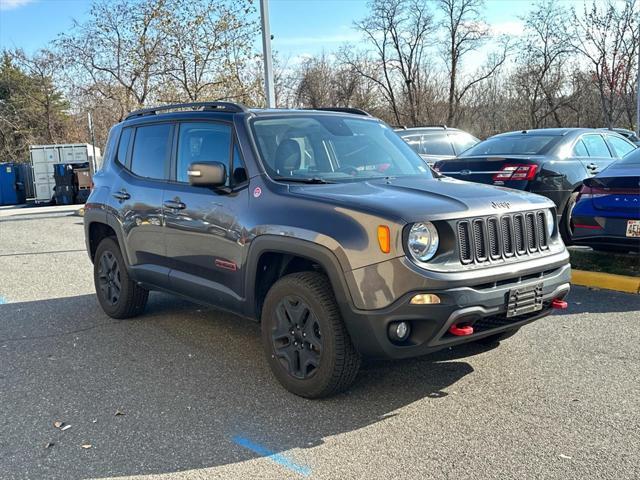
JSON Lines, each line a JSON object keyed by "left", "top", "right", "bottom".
{"left": 345, "top": 0, "right": 435, "bottom": 126}
{"left": 439, "top": 0, "right": 490, "bottom": 124}
{"left": 572, "top": 0, "right": 640, "bottom": 128}
{"left": 159, "top": 0, "right": 257, "bottom": 102}
{"left": 513, "top": 1, "right": 575, "bottom": 128}
{"left": 57, "top": 0, "right": 169, "bottom": 119}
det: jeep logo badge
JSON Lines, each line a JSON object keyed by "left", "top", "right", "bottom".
{"left": 491, "top": 201, "right": 511, "bottom": 209}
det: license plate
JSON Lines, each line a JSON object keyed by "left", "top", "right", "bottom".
{"left": 506, "top": 282, "right": 543, "bottom": 318}
{"left": 626, "top": 220, "right": 640, "bottom": 238}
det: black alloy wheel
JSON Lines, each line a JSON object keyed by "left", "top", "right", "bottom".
{"left": 271, "top": 295, "right": 323, "bottom": 379}
{"left": 97, "top": 251, "right": 122, "bottom": 306}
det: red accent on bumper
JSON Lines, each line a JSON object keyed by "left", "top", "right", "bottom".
{"left": 449, "top": 324, "right": 474, "bottom": 336}
{"left": 551, "top": 299, "right": 568, "bottom": 309}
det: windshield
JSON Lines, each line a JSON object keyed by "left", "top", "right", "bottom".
{"left": 462, "top": 135, "right": 557, "bottom": 156}
{"left": 251, "top": 115, "right": 432, "bottom": 183}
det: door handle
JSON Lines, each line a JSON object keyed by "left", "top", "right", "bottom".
{"left": 112, "top": 190, "right": 130, "bottom": 201}
{"left": 163, "top": 200, "right": 186, "bottom": 210}
{"left": 586, "top": 163, "right": 598, "bottom": 170}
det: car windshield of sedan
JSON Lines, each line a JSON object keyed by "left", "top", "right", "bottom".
{"left": 251, "top": 115, "right": 432, "bottom": 183}
{"left": 461, "top": 135, "right": 557, "bottom": 156}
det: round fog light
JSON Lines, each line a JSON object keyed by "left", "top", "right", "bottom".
{"left": 388, "top": 321, "right": 411, "bottom": 342}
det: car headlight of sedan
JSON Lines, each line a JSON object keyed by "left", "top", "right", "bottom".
{"left": 407, "top": 222, "right": 439, "bottom": 262}
{"left": 544, "top": 209, "right": 555, "bottom": 235}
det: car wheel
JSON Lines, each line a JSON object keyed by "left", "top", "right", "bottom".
{"left": 560, "top": 192, "right": 579, "bottom": 245}
{"left": 476, "top": 327, "right": 520, "bottom": 346}
{"left": 261, "top": 271, "right": 361, "bottom": 398}
{"left": 94, "top": 237, "right": 148, "bottom": 319}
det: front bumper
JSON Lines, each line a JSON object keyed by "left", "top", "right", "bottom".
{"left": 341, "top": 262, "right": 571, "bottom": 359}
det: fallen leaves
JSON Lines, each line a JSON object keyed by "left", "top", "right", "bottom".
{"left": 114, "top": 410, "right": 125, "bottom": 416}
{"left": 44, "top": 442, "right": 54, "bottom": 449}
{"left": 53, "top": 421, "right": 63, "bottom": 429}
{"left": 81, "top": 444, "right": 92, "bottom": 449}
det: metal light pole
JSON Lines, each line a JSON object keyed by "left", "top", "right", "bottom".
{"left": 87, "top": 112, "right": 98, "bottom": 173}
{"left": 260, "top": 0, "right": 276, "bottom": 108}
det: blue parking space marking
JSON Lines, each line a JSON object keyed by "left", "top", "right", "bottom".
{"left": 232, "top": 436, "right": 311, "bottom": 477}
{"left": 0, "top": 296, "right": 7, "bottom": 305}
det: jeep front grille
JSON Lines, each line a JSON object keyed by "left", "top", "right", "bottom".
{"left": 457, "top": 211, "right": 549, "bottom": 265}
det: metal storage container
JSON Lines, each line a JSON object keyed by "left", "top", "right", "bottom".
{"left": 29, "top": 144, "right": 101, "bottom": 203}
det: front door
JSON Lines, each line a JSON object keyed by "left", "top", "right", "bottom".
{"left": 164, "top": 121, "right": 249, "bottom": 311}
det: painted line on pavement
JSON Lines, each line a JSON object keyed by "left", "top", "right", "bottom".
{"left": 232, "top": 436, "right": 311, "bottom": 477}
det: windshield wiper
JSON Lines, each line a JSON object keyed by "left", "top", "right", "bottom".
{"left": 272, "top": 177, "right": 334, "bottom": 184}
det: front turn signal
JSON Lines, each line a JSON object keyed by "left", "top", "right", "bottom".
{"left": 377, "top": 225, "right": 390, "bottom": 253}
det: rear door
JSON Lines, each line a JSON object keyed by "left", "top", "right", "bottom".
{"left": 164, "top": 120, "right": 249, "bottom": 311}
{"left": 579, "top": 134, "right": 615, "bottom": 176}
{"left": 112, "top": 123, "right": 173, "bottom": 284}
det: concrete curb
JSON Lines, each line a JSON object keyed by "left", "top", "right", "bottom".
{"left": 572, "top": 270, "right": 640, "bottom": 294}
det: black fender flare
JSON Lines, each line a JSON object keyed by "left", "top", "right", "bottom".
{"left": 243, "top": 235, "right": 356, "bottom": 322}
{"left": 84, "top": 207, "right": 132, "bottom": 268}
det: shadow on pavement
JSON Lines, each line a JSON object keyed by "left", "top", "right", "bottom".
{"left": 560, "top": 285, "right": 640, "bottom": 315}
{"left": 0, "top": 293, "right": 474, "bottom": 480}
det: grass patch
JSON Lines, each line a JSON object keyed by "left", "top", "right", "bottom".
{"left": 569, "top": 248, "right": 640, "bottom": 277}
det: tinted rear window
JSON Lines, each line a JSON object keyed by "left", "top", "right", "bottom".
{"left": 462, "top": 135, "right": 556, "bottom": 156}
{"left": 130, "top": 124, "right": 172, "bottom": 180}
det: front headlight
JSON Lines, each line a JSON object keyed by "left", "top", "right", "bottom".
{"left": 407, "top": 222, "right": 439, "bottom": 262}
{"left": 544, "top": 209, "right": 555, "bottom": 235}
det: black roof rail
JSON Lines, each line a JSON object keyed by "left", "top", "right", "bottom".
{"left": 306, "top": 107, "right": 372, "bottom": 116}
{"left": 125, "top": 101, "right": 249, "bottom": 120}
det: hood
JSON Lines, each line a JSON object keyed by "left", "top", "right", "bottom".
{"left": 288, "top": 176, "right": 554, "bottom": 223}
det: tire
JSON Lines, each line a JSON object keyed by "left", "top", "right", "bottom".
{"left": 94, "top": 237, "right": 148, "bottom": 319}
{"left": 476, "top": 327, "right": 520, "bottom": 346}
{"left": 560, "top": 192, "right": 578, "bottom": 245}
{"left": 261, "top": 271, "right": 361, "bottom": 398}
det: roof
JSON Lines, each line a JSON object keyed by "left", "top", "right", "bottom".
{"left": 493, "top": 128, "right": 598, "bottom": 137}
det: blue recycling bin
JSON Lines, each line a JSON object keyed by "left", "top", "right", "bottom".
{"left": 0, "top": 163, "right": 27, "bottom": 206}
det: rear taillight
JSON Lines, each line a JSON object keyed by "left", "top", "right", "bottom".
{"left": 577, "top": 183, "right": 638, "bottom": 202}
{"left": 492, "top": 164, "right": 538, "bottom": 181}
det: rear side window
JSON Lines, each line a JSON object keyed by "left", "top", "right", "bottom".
{"left": 176, "top": 122, "right": 232, "bottom": 183}
{"left": 117, "top": 128, "right": 132, "bottom": 165}
{"left": 582, "top": 135, "right": 611, "bottom": 158}
{"left": 421, "top": 134, "right": 455, "bottom": 156}
{"left": 607, "top": 135, "right": 636, "bottom": 157}
{"left": 572, "top": 139, "right": 589, "bottom": 157}
{"left": 130, "top": 124, "right": 172, "bottom": 179}
{"left": 450, "top": 132, "right": 479, "bottom": 154}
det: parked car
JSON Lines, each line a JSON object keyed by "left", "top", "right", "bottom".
{"left": 84, "top": 103, "right": 570, "bottom": 398}
{"left": 396, "top": 126, "right": 479, "bottom": 165}
{"left": 599, "top": 128, "right": 640, "bottom": 146}
{"left": 571, "top": 148, "right": 640, "bottom": 252}
{"left": 433, "top": 128, "right": 637, "bottom": 242}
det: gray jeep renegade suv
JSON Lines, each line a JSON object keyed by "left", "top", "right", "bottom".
{"left": 84, "top": 102, "right": 571, "bottom": 398}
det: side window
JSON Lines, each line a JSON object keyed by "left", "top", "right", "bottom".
{"left": 450, "top": 132, "right": 478, "bottom": 155}
{"left": 421, "top": 134, "right": 455, "bottom": 156}
{"left": 572, "top": 139, "right": 589, "bottom": 157}
{"left": 582, "top": 135, "right": 612, "bottom": 158}
{"left": 116, "top": 127, "right": 132, "bottom": 166}
{"left": 177, "top": 122, "right": 232, "bottom": 183}
{"left": 401, "top": 135, "right": 422, "bottom": 154}
{"left": 607, "top": 135, "right": 636, "bottom": 157}
{"left": 130, "top": 124, "right": 172, "bottom": 179}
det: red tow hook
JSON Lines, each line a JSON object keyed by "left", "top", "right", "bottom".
{"left": 449, "top": 324, "right": 474, "bottom": 336}
{"left": 551, "top": 298, "right": 568, "bottom": 310}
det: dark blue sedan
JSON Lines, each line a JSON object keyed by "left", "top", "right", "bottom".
{"left": 571, "top": 148, "right": 640, "bottom": 252}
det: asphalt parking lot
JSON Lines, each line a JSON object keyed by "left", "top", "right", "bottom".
{"left": 1, "top": 209, "right": 639, "bottom": 480}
